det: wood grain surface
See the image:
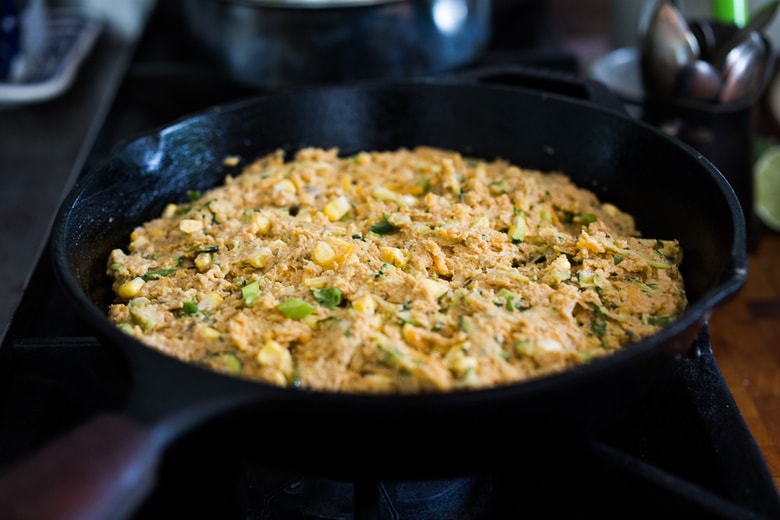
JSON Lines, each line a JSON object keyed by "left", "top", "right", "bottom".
{"left": 710, "top": 228, "right": 780, "bottom": 490}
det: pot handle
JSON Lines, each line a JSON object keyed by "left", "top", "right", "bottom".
{"left": 0, "top": 413, "right": 160, "bottom": 520}
{"left": 440, "top": 65, "right": 630, "bottom": 116}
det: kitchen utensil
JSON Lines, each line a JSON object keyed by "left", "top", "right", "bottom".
{"left": 0, "top": 67, "right": 747, "bottom": 520}
{"left": 674, "top": 58, "right": 724, "bottom": 101}
{"left": 639, "top": 0, "right": 701, "bottom": 96}
{"left": 710, "top": 0, "right": 779, "bottom": 69}
{"left": 720, "top": 30, "right": 769, "bottom": 103}
{"left": 712, "top": 0, "right": 749, "bottom": 27}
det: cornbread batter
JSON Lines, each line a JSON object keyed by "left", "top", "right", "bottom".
{"left": 106, "top": 147, "right": 687, "bottom": 393}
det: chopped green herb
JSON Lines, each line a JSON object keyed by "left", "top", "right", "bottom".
{"left": 375, "top": 262, "right": 391, "bottom": 279}
{"left": 181, "top": 299, "right": 199, "bottom": 316}
{"left": 241, "top": 281, "right": 260, "bottom": 307}
{"left": 187, "top": 190, "right": 202, "bottom": 202}
{"left": 198, "top": 245, "right": 219, "bottom": 253}
{"left": 141, "top": 268, "right": 176, "bottom": 281}
{"left": 647, "top": 315, "right": 676, "bottom": 327}
{"left": 369, "top": 218, "right": 399, "bottom": 235}
{"left": 277, "top": 298, "right": 316, "bottom": 320}
{"left": 459, "top": 316, "right": 469, "bottom": 332}
{"left": 489, "top": 180, "right": 510, "bottom": 195}
{"left": 311, "top": 287, "right": 342, "bottom": 308}
{"left": 201, "top": 351, "right": 242, "bottom": 374}
{"left": 591, "top": 306, "right": 607, "bottom": 337}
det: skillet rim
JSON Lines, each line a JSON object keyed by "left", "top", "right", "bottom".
{"left": 50, "top": 77, "right": 749, "bottom": 407}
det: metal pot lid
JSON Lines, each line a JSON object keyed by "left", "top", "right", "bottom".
{"left": 227, "top": 0, "right": 406, "bottom": 8}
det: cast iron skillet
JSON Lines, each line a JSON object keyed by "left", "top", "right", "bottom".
{"left": 0, "top": 68, "right": 747, "bottom": 520}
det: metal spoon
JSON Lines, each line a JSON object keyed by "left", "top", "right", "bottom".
{"left": 711, "top": 0, "right": 779, "bottom": 70}
{"left": 639, "top": 0, "right": 701, "bottom": 96}
{"left": 674, "top": 59, "right": 724, "bottom": 101}
{"left": 720, "top": 30, "right": 768, "bottom": 103}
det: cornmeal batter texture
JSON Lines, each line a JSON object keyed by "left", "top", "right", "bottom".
{"left": 106, "top": 146, "right": 687, "bottom": 393}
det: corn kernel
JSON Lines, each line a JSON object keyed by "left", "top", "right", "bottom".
{"left": 355, "top": 151, "right": 371, "bottom": 165}
{"left": 445, "top": 344, "right": 478, "bottom": 377}
{"left": 323, "top": 196, "right": 351, "bottom": 221}
{"left": 117, "top": 277, "right": 146, "bottom": 299}
{"left": 352, "top": 294, "right": 376, "bottom": 315}
{"left": 247, "top": 246, "right": 273, "bottom": 268}
{"left": 195, "top": 252, "right": 211, "bottom": 271}
{"left": 380, "top": 246, "right": 407, "bottom": 268}
{"left": 402, "top": 323, "right": 425, "bottom": 348}
{"left": 508, "top": 213, "right": 528, "bottom": 242}
{"left": 161, "top": 203, "right": 178, "bottom": 218}
{"left": 257, "top": 340, "right": 293, "bottom": 377}
{"left": 222, "top": 155, "right": 240, "bottom": 167}
{"left": 304, "top": 276, "right": 329, "bottom": 288}
{"left": 312, "top": 241, "right": 336, "bottom": 267}
{"left": 198, "top": 292, "right": 224, "bottom": 311}
{"left": 327, "top": 237, "right": 356, "bottom": 265}
{"left": 386, "top": 213, "right": 411, "bottom": 226}
{"left": 249, "top": 212, "right": 271, "bottom": 234}
{"left": 128, "top": 236, "right": 149, "bottom": 252}
{"left": 179, "top": 219, "right": 203, "bottom": 234}
{"left": 471, "top": 216, "right": 490, "bottom": 229}
{"left": 273, "top": 179, "right": 297, "bottom": 194}
{"left": 420, "top": 278, "right": 448, "bottom": 299}
{"left": 267, "top": 369, "right": 289, "bottom": 386}
{"left": 198, "top": 325, "right": 221, "bottom": 340}
{"left": 373, "top": 186, "right": 399, "bottom": 203}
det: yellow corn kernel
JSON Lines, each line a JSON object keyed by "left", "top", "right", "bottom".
{"left": 257, "top": 340, "right": 293, "bottom": 377}
{"left": 304, "top": 276, "right": 329, "bottom": 288}
{"left": 323, "top": 195, "right": 351, "bottom": 221}
{"left": 401, "top": 323, "right": 425, "bottom": 349}
{"left": 328, "top": 238, "right": 356, "bottom": 265}
{"left": 471, "top": 216, "right": 490, "bottom": 229}
{"left": 247, "top": 246, "right": 273, "bottom": 268}
{"left": 386, "top": 213, "right": 411, "bottom": 226}
{"left": 352, "top": 294, "right": 376, "bottom": 315}
{"left": 161, "top": 203, "right": 178, "bottom": 218}
{"left": 179, "top": 219, "right": 203, "bottom": 234}
{"left": 273, "top": 179, "right": 297, "bottom": 194}
{"left": 420, "top": 278, "right": 448, "bottom": 300}
{"left": 117, "top": 277, "right": 145, "bottom": 299}
{"left": 198, "top": 325, "right": 221, "bottom": 340}
{"left": 128, "top": 236, "right": 149, "bottom": 252}
{"left": 267, "top": 369, "right": 289, "bottom": 387}
{"left": 602, "top": 202, "right": 619, "bottom": 217}
{"left": 249, "top": 212, "right": 271, "bottom": 234}
{"left": 424, "top": 192, "right": 440, "bottom": 210}
{"left": 508, "top": 213, "right": 528, "bottom": 242}
{"left": 541, "top": 255, "right": 571, "bottom": 285}
{"left": 380, "top": 246, "right": 407, "bottom": 268}
{"left": 222, "top": 155, "right": 240, "bottom": 167}
{"left": 373, "top": 186, "right": 398, "bottom": 203}
{"left": 445, "top": 344, "right": 478, "bottom": 377}
{"left": 194, "top": 252, "right": 211, "bottom": 271}
{"left": 198, "top": 292, "right": 224, "bottom": 311}
{"left": 312, "top": 241, "right": 336, "bottom": 267}
{"left": 354, "top": 151, "right": 371, "bottom": 165}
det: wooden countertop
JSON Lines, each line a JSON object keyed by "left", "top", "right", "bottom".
{"left": 710, "top": 228, "right": 780, "bottom": 490}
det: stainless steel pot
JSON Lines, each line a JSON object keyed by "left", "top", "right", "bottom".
{"left": 181, "top": 0, "right": 492, "bottom": 88}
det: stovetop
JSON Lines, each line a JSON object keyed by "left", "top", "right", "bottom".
{"left": 1, "top": 1, "right": 779, "bottom": 518}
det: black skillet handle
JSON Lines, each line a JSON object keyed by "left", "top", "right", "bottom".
{"left": 0, "top": 413, "right": 161, "bottom": 520}
{"left": 442, "top": 65, "right": 631, "bottom": 116}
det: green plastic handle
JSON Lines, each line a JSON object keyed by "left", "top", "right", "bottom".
{"left": 713, "top": 0, "right": 749, "bottom": 26}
